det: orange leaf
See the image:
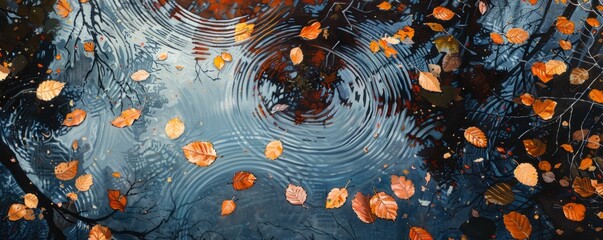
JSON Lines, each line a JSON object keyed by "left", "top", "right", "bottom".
{"left": 111, "top": 108, "right": 141, "bottom": 128}
{"left": 352, "top": 192, "right": 376, "bottom": 223}
{"left": 559, "top": 40, "right": 572, "bottom": 50}
{"left": 75, "top": 174, "right": 93, "bottom": 192}
{"left": 531, "top": 62, "right": 553, "bottom": 83}
{"left": 464, "top": 126, "right": 488, "bottom": 148}
{"left": 232, "top": 171, "right": 256, "bottom": 190}
{"left": 418, "top": 71, "right": 441, "bottom": 92}
{"left": 83, "top": 42, "right": 95, "bottom": 52}
{"left": 573, "top": 177, "right": 595, "bottom": 198}
{"left": 562, "top": 203, "right": 586, "bottom": 221}
{"left": 538, "top": 161, "right": 551, "bottom": 171}
{"left": 432, "top": 6, "right": 454, "bottom": 21}
{"left": 63, "top": 109, "right": 87, "bottom": 127}
{"left": 544, "top": 60, "right": 567, "bottom": 75}
{"left": 556, "top": 16, "right": 575, "bottom": 34}
{"left": 290, "top": 47, "right": 303, "bottom": 65}
{"left": 89, "top": 224, "right": 112, "bottom": 240}
{"left": 66, "top": 192, "right": 78, "bottom": 201}
{"left": 130, "top": 70, "right": 150, "bottom": 81}
{"left": 23, "top": 193, "right": 38, "bottom": 209}
{"left": 265, "top": 140, "right": 283, "bottom": 160}
{"left": 409, "top": 226, "right": 433, "bottom": 240}
{"left": 369, "top": 192, "right": 398, "bottom": 220}
{"left": 579, "top": 157, "right": 593, "bottom": 170}
{"left": 529, "top": 0, "right": 538, "bottom": 5}
{"left": 560, "top": 144, "right": 573, "bottom": 153}
{"left": 107, "top": 190, "right": 127, "bottom": 212}
{"left": 532, "top": 99, "right": 557, "bottom": 120}
{"left": 55, "top": 0, "right": 72, "bottom": 18}
{"left": 54, "top": 160, "right": 79, "bottom": 181}
{"left": 285, "top": 184, "right": 307, "bottom": 206}
{"left": 23, "top": 209, "right": 35, "bottom": 221}
{"left": 165, "top": 117, "right": 185, "bottom": 140}
{"left": 586, "top": 135, "right": 601, "bottom": 149}
{"left": 589, "top": 89, "right": 603, "bottom": 103}
{"left": 523, "top": 139, "right": 546, "bottom": 157}
{"left": 299, "top": 22, "right": 322, "bottom": 40}
{"left": 221, "top": 199, "right": 236, "bottom": 216}
{"left": 505, "top": 28, "right": 529, "bottom": 44}
{"left": 7, "top": 204, "right": 27, "bottom": 221}
{"left": 390, "top": 175, "right": 415, "bottom": 199}
{"left": 383, "top": 45, "right": 398, "bottom": 58}
{"left": 503, "top": 211, "right": 532, "bottom": 239}
{"left": 490, "top": 32, "right": 504, "bottom": 44}
{"left": 396, "top": 26, "right": 415, "bottom": 40}
{"left": 591, "top": 180, "right": 603, "bottom": 196}
{"left": 326, "top": 182, "right": 350, "bottom": 209}
{"left": 36, "top": 80, "right": 65, "bottom": 101}
{"left": 377, "top": 1, "right": 392, "bottom": 10}
{"left": 182, "top": 141, "right": 217, "bottom": 167}
{"left": 586, "top": 18, "right": 600, "bottom": 27}
{"left": 519, "top": 93, "right": 535, "bottom": 106}
{"left": 424, "top": 22, "right": 445, "bottom": 32}
{"left": 514, "top": 163, "right": 538, "bottom": 187}
{"left": 369, "top": 41, "right": 380, "bottom": 53}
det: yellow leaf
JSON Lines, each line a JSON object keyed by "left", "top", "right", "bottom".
{"left": 89, "top": 224, "right": 112, "bottom": 240}
{"left": 505, "top": 28, "right": 529, "bottom": 44}
{"left": 299, "top": 22, "right": 322, "bottom": 40}
{"left": 532, "top": 99, "right": 557, "bottom": 120}
{"left": 432, "top": 6, "right": 454, "bottom": 21}
{"left": 559, "top": 40, "right": 572, "bottom": 50}
{"left": 545, "top": 59, "right": 567, "bottom": 75}
{"left": 390, "top": 175, "right": 415, "bottom": 199}
{"left": 234, "top": 22, "right": 254, "bottom": 42}
{"left": 165, "top": 117, "right": 185, "bottom": 140}
{"left": 221, "top": 199, "right": 236, "bottom": 216}
{"left": 111, "top": 108, "right": 141, "bottom": 128}
{"left": 490, "top": 32, "right": 504, "bottom": 45}
{"left": 265, "top": 140, "right": 283, "bottom": 160}
{"left": 36, "top": 80, "right": 65, "bottom": 101}
{"left": 369, "top": 40, "right": 380, "bottom": 53}
{"left": 563, "top": 203, "right": 586, "bottom": 221}
{"left": 213, "top": 55, "right": 225, "bottom": 70}
{"left": 377, "top": 1, "right": 392, "bottom": 10}
{"left": 75, "top": 174, "right": 93, "bottom": 192}
{"left": 369, "top": 192, "right": 398, "bottom": 220}
{"left": 560, "top": 144, "right": 573, "bottom": 153}
{"left": 503, "top": 211, "right": 532, "bottom": 239}
{"left": 418, "top": 71, "right": 442, "bottom": 92}
{"left": 556, "top": 16, "right": 575, "bottom": 34}
{"left": 290, "top": 47, "right": 303, "bottom": 65}
{"left": 55, "top": 0, "right": 72, "bottom": 18}
{"left": 55, "top": 160, "right": 79, "bottom": 181}
{"left": 7, "top": 204, "right": 27, "bottom": 221}
{"left": 514, "top": 163, "right": 538, "bottom": 187}
{"left": 464, "top": 126, "right": 488, "bottom": 148}
{"left": 182, "top": 141, "right": 217, "bottom": 167}
{"left": 221, "top": 52, "right": 232, "bottom": 62}
{"left": 586, "top": 18, "right": 600, "bottom": 27}
{"left": 589, "top": 89, "right": 603, "bottom": 103}
{"left": 23, "top": 193, "right": 38, "bottom": 209}
{"left": 63, "top": 109, "right": 87, "bottom": 127}
{"left": 424, "top": 22, "right": 445, "bottom": 32}
{"left": 433, "top": 35, "right": 459, "bottom": 54}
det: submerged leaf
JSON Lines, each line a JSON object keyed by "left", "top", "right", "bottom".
{"left": 63, "top": 109, "right": 87, "bottom": 127}
{"left": 165, "top": 118, "right": 185, "bottom": 140}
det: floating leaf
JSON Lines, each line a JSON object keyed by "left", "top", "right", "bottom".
{"left": 7, "top": 204, "right": 27, "bottom": 221}
{"left": 519, "top": 93, "right": 535, "bottom": 106}
{"left": 569, "top": 68, "right": 588, "bottom": 85}
{"left": 544, "top": 60, "right": 567, "bottom": 75}
{"left": 464, "top": 127, "right": 488, "bottom": 148}
{"left": 514, "top": 163, "right": 538, "bottom": 187}
{"left": 234, "top": 22, "right": 254, "bottom": 42}
{"left": 369, "top": 41, "right": 380, "bottom": 53}
{"left": 579, "top": 157, "right": 593, "bottom": 170}
{"left": 559, "top": 40, "right": 572, "bottom": 50}
{"left": 182, "top": 141, "right": 217, "bottom": 167}
{"left": 442, "top": 53, "right": 461, "bottom": 72}
{"left": 586, "top": 18, "right": 600, "bottom": 27}
{"left": 352, "top": 192, "right": 376, "bottom": 223}
{"left": 506, "top": 28, "right": 529, "bottom": 44}
{"left": 63, "top": 109, "right": 87, "bottom": 127}
{"left": 428, "top": 64, "right": 441, "bottom": 78}
{"left": 418, "top": 72, "right": 441, "bottom": 92}
{"left": 89, "top": 224, "right": 112, "bottom": 240}
{"left": 560, "top": 144, "right": 573, "bottom": 152}
{"left": 538, "top": 161, "right": 552, "bottom": 171}
{"left": 556, "top": 16, "right": 575, "bottom": 34}
{"left": 531, "top": 62, "right": 553, "bottom": 83}
{"left": 111, "top": 108, "right": 141, "bottom": 128}
{"left": 290, "top": 47, "right": 303, "bottom": 65}
{"left": 532, "top": 99, "right": 557, "bottom": 120}
{"left": 232, "top": 171, "right": 256, "bottom": 190}
{"left": 409, "top": 226, "right": 433, "bottom": 240}
{"left": 299, "top": 22, "right": 322, "bottom": 40}
{"left": 503, "top": 211, "right": 532, "bottom": 239}
{"left": 573, "top": 177, "right": 595, "bottom": 198}
{"left": 383, "top": 46, "right": 398, "bottom": 58}
{"left": 0, "top": 65, "right": 10, "bottom": 81}
{"left": 433, "top": 35, "right": 459, "bottom": 54}
{"left": 265, "top": 140, "right": 283, "bottom": 160}
{"left": 589, "top": 89, "right": 603, "bottom": 103}
{"left": 66, "top": 192, "right": 78, "bottom": 201}
{"left": 326, "top": 182, "right": 350, "bottom": 209}
{"left": 484, "top": 182, "right": 515, "bottom": 205}
{"left": 23, "top": 193, "right": 38, "bottom": 209}
{"left": 55, "top": 160, "right": 79, "bottom": 181}
{"left": 157, "top": 52, "right": 168, "bottom": 61}
{"left": 391, "top": 175, "right": 415, "bottom": 199}
{"left": 542, "top": 171, "right": 555, "bottom": 183}
{"left": 107, "top": 190, "right": 127, "bottom": 212}
{"left": 221, "top": 52, "right": 232, "bottom": 62}
{"left": 83, "top": 42, "right": 95, "bottom": 52}
{"left": 396, "top": 26, "right": 415, "bottom": 41}
{"left": 563, "top": 203, "right": 586, "bottom": 221}
{"left": 369, "top": 192, "right": 398, "bottom": 220}
{"left": 523, "top": 139, "right": 546, "bottom": 157}
{"left": 36, "top": 80, "right": 65, "bottom": 101}
{"left": 490, "top": 32, "right": 504, "bottom": 44}
{"left": 75, "top": 174, "right": 93, "bottom": 192}
{"left": 165, "top": 118, "right": 185, "bottom": 140}
{"left": 591, "top": 180, "right": 603, "bottom": 196}
{"left": 213, "top": 55, "right": 225, "bottom": 70}
{"left": 586, "top": 135, "right": 601, "bottom": 149}
{"left": 130, "top": 70, "right": 150, "bottom": 81}
{"left": 23, "top": 209, "right": 35, "bottom": 221}
{"left": 377, "top": 1, "right": 391, "bottom": 10}
{"left": 285, "top": 184, "right": 307, "bottom": 206}
{"left": 432, "top": 6, "right": 454, "bottom": 20}
{"left": 221, "top": 200, "right": 236, "bottom": 216}
{"left": 424, "top": 23, "right": 445, "bottom": 32}
{"left": 55, "top": 0, "right": 72, "bottom": 18}
{"left": 271, "top": 104, "right": 289, "bottom": 114}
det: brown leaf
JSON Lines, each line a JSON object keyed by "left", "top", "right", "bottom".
{"left": 369, "top": 192, "right": 398, "bottom": 221}
{"left": 221, "top": 199, "right": 236, "bottom": 216}
{"left": 23, "top": 193, "right": 38, "bottom": 209}
{"left": 560, "top": 144, "right": 573, "bottom": 153}
{"left": 432, "top": 6, "right": 454, "bottom": 20}
{"left": 55, "top": 160, "right": 79, "bottom": 181}
{"left": 484, "top": 182, "right": 515, "bottom": 205}
{"left": 503, "top": 211, "right": 532, "bottom": 239}
{"left": 556, "top": 17, "right": 575, "bottom": 34}
{"left": 409, "top": 226, "right": 433, "bottom": 240}
{"left": 7, "top": 204, "right": 27, "bottom": 221}
{"left": 532, "top": 99, "right": 557, "bottom": 120}
{"left": 182, "top": 141, "right": 217, "bottom": 167}
{"left": 523, "top": 139, "right": 546, "bottom": 157}
{"left": 569, "top": 68, "right": 589, "bottom": 85}
{"left": 165, "top": 118, "right": 185, "bottom": 140}
{"left": 514, "top": 163, "right": 538, "bottom": 187}
{"left": 464, "top": 127, "right": 488, "bottom": 148}
{"left": 265, "top": 140, "right": 283, "bottom": 160}
{"left": 442, "top": 53, "right": 461, "bottom": 72}
{"left": 63, "top": 109, "right": 87, "bottom": 127}
{"left": 66, "top": 192, "right": 78, "bottom": 201}
{"left": 89, "top": 224, "right": 112, "bottom": 240}
{"left": 506, "top": 28, "right": 529, "bottom": 44}
{"left": 519, "top": 93, "right": 535, "bottom": 106}
{"left": 433, "top": 35, "right": 459, "bottom": 54}
{"left": 232, "top": 171, "right": 256, "bottom": 190}
{"left": 107, "top": 190, "right": 127, "bottom": 212}
{"left": 111, "top": 108, "right": 141, "bottom": 128}
{"left": 573, "top": 177, "right": 595, "bottom": 198}
{"left": 23, "top": 209, "right": 35, "bottom": 221}
{"left": 290, "top": 47, "right": 303, "bottom": 65}
{"left": 390, "top": 175, "right": 415, "bottom": 199}
{"left": 36, "top": 80, "right": 65, "bottom": 101}
{"left": 285, "top": 184, "right": 307, "bottom": 206}
{"left": 572, "top": 129, "right": 589, "bottom": 141}
{"left": 351, "top": 192, "right": 376, "bottom": 223}
{"left": 424, "top": 23, "right": 445, "bottom": 32}
{"left": 75, "top": 174, "right": 93, "bottom": 192}
{"left": 299, "top": 22, "right": 322, "bottom": 40}
{"left": 563, "top": 203, "right": 586, "bottom": 221}
{"left": 418, "top": 72, "right": 441, "bottom": 92}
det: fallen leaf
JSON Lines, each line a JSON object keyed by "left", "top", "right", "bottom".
{"left": 538, "top": 161, "right": 551, "bottom": 171}
{"left": 130, "top": 70, "right": 150, "bottom": 81}
{"left": 271, "top": 104, "right": 289, "bottom": 113}
{"left": 432, "top": 6, "right": 454, "bottom": 20}
{"left": 7, "top": 204, "right": 27, "bottom": 221}
{"left": 165, "top": 118, "right": 185, "bottom": 140}
{"left": 221, "top": 52, "right": 232, "bottom": 62}
{"left": 299, "top": 22, "right": 322, "bottom": 40}
{"left": 586, "top": 18, "right": 600, "bottom": 27}
{"left": 532, "top": 99, "right": 557, "bottom": 120}
{"left": 233, "top": 171, "right": 256, "bottom": 190}
{"left": 428, "top": 64, "right": 441, "bottom": 78}
{"left": 586, "top": 135, "right": 600, "bottom": 149}
{"left": 484, "top": 182, "right": 515, "bottom": 205}
{"left": 559, "top": 40, "right": 572, "bottom": 50}
{"left": 285, "top": 184, "right": 307, "bottom": 206}
{"left": 545, "top": 60, "right": 567, "bottom": 75}
{"left": 503, "top": 211, "right": 532, "bottom": 239}
{"left": 442, "top": 53, "right": 461, "bottom": 72}
{"left": 409, "top": 226, "right": 433, "bottom": 240}
{"left": 157, "top": 52, "right": 168, "bottom": 61}
{"left": 592, "top": 180, "right": 603, "bottom": 196}
{"left": 63, "top": 109, "right": 87, "bottom": 127}
{"left": 542, "top": 171, "right": 555, "bottom": 183}
{"left": 326, "top": 181, "right": 350, "bottom": 209}
{"left": 111, "top": 172, "right": 121, "bottom": 178}
{"left": 464, "top": 127, "right": 488, "bottom": 148}
{"left": 83, "top": 42, "right": 95, "bottom": 52}
{"left": 556, "top": 16, "right": 575, "bottom": 34}
{"left": 573, "top": 177, "right": 595, "bottom": 198}
{"left": 433, "top": 35, "right": 459, "bottom": 54}
{"left": 418, "top": 71, "right": 441, "bottom": 92}
{"left": 377, "top": 1, "right": 392, "bottom": 10}
{"left": 369, "top": 41, "right": 380, "bottom": 53}
{"left": 107, "top": 190, "right": 127, "bottom": 212}
{"left": 182, "top": 141, "right": 217, "bottom": 167}
{"left": 0, "top": 65, "right": 9, "bottom": 81}
{"left": 396, "top": 26, "right": 415, "bottom": 41}
{"left": 514, "top": 163, "right": 538, "bottom": 187}
{"left": 55, "top": 0, "right": 72, "bottom": 18}
{"left": 391, "top": 175, "right": 415, "bottom": 199}
{"left": 490, "top": 32, "right": 504, "bottom": 44}
{"left": 531, "top": 62, "right": 553, "bottom": 83}
{"left": 23, "top": 209, "right": 35, "bottom": 221}
{"left": 579, "top": 157, "right": 593, "bottom": 170}
{"left": 290, "top": 47, "right": 303, "bottom": 65}
{"left": 519, "top": 93, "right": 535, "bottom": 106}
{"left": 370, "top": 192, "right": 398, "bottom": 221}
{"left": 424, "top": 23, "right": 445, "bottom": 32}
{"left": 383, "top": 46, "right": 398, "bottom": 58}
{"left": 352, "top": 192, "right": 376, "bottom": 223}
{"left": 89, "top": 224, "right": 112, "bottom": 240}
{"left": 111, "top": 108, "right": 141, "bottom": 128}
{"left": 589, "top": 89, "right": 603, "bottom": 103}
{"left": 563, "top": 203, "right": 586, "bottom": 221}
{"left": 75, "top": 174, "right": 93, "bottom": 192}
{"left": 234, "top": 22, "right": 254, "bottom": 42}
{"left": 597, "top": 212, "right": 603, "bottom": 219}
{"left": 560, "top": 144, "right": 573, "bottom": 152}
{"left": 55, "top": 160, "right": 79, "bottom": 181}
{"left": 569, "top": 68, "right": 588, "bottom": 85}
{"left": 66, "top": 192, "right": 78, "bottom": 201}
{"left": 221, "top": 199, "right": 236, "bottom": 216}
{"left": 36, "top": 80, "right": 65, "bottom": 101}
{"left": 265, "top": 140, "right": 283, "bottom": 160}
{"left": 213, "top": 55, "right": 225, "bottom": 70}
{"left": 506, "top": 28, "right": 529, "bottom": 44}
{"left": 23, "top": 193, "right": 38, "bottom": 209}
{"left": 523, "top": 139, "right": 546, "bottom": 157}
